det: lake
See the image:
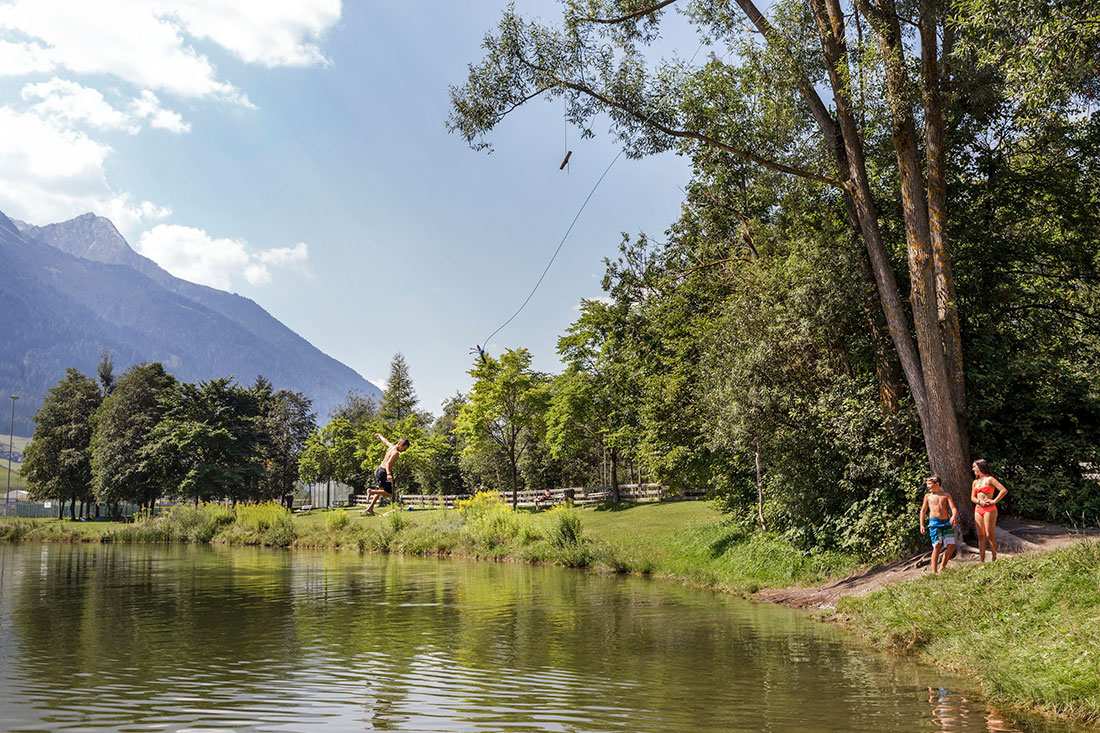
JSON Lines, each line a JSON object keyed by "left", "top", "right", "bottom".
{"left": 0, "top": 544, "right": 1079, "bottom": 731}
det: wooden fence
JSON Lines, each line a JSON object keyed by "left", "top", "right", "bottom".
{"left": 349, "top": 484, "right": 707, "bottom": 510}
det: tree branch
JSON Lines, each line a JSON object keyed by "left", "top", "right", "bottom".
{"left": 578, "top": 0, "right": 679, "bottom": 25}
{"left": 542, "top": 70, "right": 842, "bottom": 186}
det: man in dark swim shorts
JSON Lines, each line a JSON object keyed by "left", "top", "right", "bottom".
{"left": 364, "top": 433, "right": 409, "bottom": 515}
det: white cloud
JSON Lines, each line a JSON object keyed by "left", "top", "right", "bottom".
{"left": 0, "top": 1, "right": 341, "bottom": 255}
{"left": 128, "top": 90, "right": 191, "bottom": 133}
{"left": 0, "top": 106, "right": 169, "bottom": 236}
{"left": 257, "top": 241, "right": 309, "bottom": 266}
{"left": 136, "top": 224, "right": 310, "bottom": 290}
{"left": 22, "top": 77, "right": 139, "bottom": 133}
{"left": 162, "top": 0, "right": 342, "bottom": 68}
{"left": 0, "top": 1, "right": 342, "bottom": 103}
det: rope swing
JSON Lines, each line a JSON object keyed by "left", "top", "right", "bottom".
{"left": 473, "top": 39, "right": 709, "bottom": 360}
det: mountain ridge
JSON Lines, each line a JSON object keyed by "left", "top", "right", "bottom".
{"left": 0, "top": 209, "right": 380, "bottom": 434}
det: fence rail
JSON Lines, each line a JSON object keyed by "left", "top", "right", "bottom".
{"left": 349, "top": 484, "right": 708, "bottom": 510}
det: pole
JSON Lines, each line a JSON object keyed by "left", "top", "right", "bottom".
{"left": 6, "top": 395, "right": 18, "bottom": 508}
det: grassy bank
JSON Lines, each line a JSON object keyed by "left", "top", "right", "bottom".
{"left": 0, "top": 495, "right": 858, "bottom": 593}
{"left": 838, "top": 541, "right": 1100, "bottom": 722}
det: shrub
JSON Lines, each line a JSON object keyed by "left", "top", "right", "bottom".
{"left": 543, "top": 505, "right": 583, "bottom": 548}
{"left": 456, "top": 490, "right": 505, "bottom": 521}
{"left": 325, "top": 510, "right": 350, "bottom": 531}
{"left": 386, "top": 510, "right": 410, "bottom": 533}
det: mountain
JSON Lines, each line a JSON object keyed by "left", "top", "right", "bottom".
{"left": 0, "top": 210, "right": 381, "bottom": 434}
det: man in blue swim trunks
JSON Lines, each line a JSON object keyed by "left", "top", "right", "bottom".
{"left": 920, "top": 474, "right": 958, "bottom": 574}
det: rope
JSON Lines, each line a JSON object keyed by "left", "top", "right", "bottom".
{"left": 479, "top": 39, "right": 709, "bottom": 350}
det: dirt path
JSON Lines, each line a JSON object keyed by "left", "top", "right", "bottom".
{"left": 755, "top": 518, "right": 1097, "bottom": 609}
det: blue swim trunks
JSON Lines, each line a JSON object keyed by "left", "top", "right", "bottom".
{"left": 929, "top": 517, "right": 955, "bottom": 547}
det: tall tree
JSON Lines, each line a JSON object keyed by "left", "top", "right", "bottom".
{"left": 96, "top": 350, "right": 115, "bottom": 397}
{"left": 448, "top": 0, "right": 989, "bottom": 525}
{"left": 22, "top": 368, "right": 101, "bottom": 519}
{"left": 254, "top": 378, "right": 316, "bottom": 509}
{"left": 147, "top": 378, "right": 267, "bottom": 505}
{"left": 331, "top": 390, "right": 377, "bottom": 428}
{"left": 456, "top": 348, "right": 550, "bottom": 508}
{"left": 299, "top": 418, "right": 372, "bottom": 494}
{"left": 549, "top": 298, "right": 640, "bottom": 502}
{"left": 378, "top": 352, "right": 419, "bottom": 423}
{"left": 90, "top": 362, "right": 177, "bottom": 514}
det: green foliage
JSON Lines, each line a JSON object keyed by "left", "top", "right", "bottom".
{"left": 542, "top": 504, "right": 583, "bottom": 548}
{"left": 235, "top": 502, "right": 291, "bottom": 532}
{"left": 252, "top": 377, "right": 316, "bottom": 505}
{"left": 21, "top": 367, "right": 102, "bottom": 514}
{"left": 90, "top": 362, "right": 176, "bottom": 510}
{"left": 456, "top": 491, "right": 541, "bottom": 552}
{"left": 386, "top": 510, "right": 410, "bottom": 534}
{"left": 952, "top": 0, "right": 1100, "bottom": 118}
{"left": 145, "top": 378, "right": 269, "bottom": 504}
{"left": 324, "top": 509, "right": 350, "bottom": 531}
{"left": 456, "top": 349, "right": 550, "bottom": 502}
{"left": 377, "top": 352, "right": 420, "bottom": 422}
{"left": 114, "top": 503, "right": 235, "bottom": 543}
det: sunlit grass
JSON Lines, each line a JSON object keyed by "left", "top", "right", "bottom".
{"left": 839, "top": 540, "right": 1100, "bottom": 721}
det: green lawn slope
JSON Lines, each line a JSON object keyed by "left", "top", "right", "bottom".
{"left": 838, "top": 541, "right": 1100, "bottom": 722}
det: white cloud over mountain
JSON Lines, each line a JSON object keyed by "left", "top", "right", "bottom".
{"left": 137, "top": 224, "right": 310, "bottom": 290}
{"left": 0, "top": 0, "right": 339, "bottom": 285}
{"left": 0, "top": 105, "right": 171, "bottom": 235}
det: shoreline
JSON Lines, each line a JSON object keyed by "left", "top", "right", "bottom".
{"left": 2, "top": 503, "right": 1096, "bottom": 725}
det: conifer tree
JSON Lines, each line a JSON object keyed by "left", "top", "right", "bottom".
{"left": 378, "top": 352, "right": 419, "bottom": 423}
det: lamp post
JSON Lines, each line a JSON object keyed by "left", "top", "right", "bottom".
{"left": 5, "top": 395, "right": 17, "bottom": 507}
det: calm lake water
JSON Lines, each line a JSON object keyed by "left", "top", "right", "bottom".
{"left": 0, "top": 544, "right": 1081, "bottom": 732}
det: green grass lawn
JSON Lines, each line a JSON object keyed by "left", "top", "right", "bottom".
{"left": 839, "top": 541, "right": 1100, "bottom": 721}
{"left": 0, "top": 435, "right": 30, "bottom": 493}
{"left": 0, "top": 458, "right": 27, "bottom": 492}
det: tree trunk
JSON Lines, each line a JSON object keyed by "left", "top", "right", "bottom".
{"left": 58, "top": 499, "right": 64, "bottom": 520}
{"left": 326, "top": 478, "right": 331, "bottom": 508}
{"left": 864, "top": 0, "right": 974, "bottom": 532}
{"left": 609, "top": 447, "right": 620, "bottom": 503}
{"left": 920, "top": 0, "right": 968, "bottom": 441}
{"left": 68, "top": 497, "right": 76, "bottom": 520}
{"left": 755, "top": 439, "right": 767, "bottom": 532}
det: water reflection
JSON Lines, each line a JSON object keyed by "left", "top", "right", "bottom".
{"left": 929, "top": 687, "right": 1043, "bottom": 732}
{"left": 0, "top": 544, "right": 1083, "bottom": 732}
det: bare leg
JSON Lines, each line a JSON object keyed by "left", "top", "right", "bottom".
{"left": 930, "top": 543, "right": 941, "bottom": 573}
{"left": 364, "top": 490, "right": 381, "bottom": 515}
{"left": 986, "top": 510, "right": 998, "bottom": 560}
{"left": 975, "top": 515, "right": 988, "bottom": 562}
{"left": 940, "top": 543, "right": 955, "bottom": 570}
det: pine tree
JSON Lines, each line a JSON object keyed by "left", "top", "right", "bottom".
{"left": 378, "top": 352, "right": 418, "bottom": 423}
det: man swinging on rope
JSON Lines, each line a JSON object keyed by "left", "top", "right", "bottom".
{"left": 364, "top": 433, "right": 409, "bottom": 515}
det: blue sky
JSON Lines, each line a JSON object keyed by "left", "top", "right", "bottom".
{"left": 0, "top": 1, "right": 698, "bottom": 415}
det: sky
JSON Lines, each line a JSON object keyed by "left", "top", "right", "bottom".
{"left": 0, "top": 1, "right": 699, "bottom": 415}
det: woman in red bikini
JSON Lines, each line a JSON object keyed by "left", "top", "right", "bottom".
{"left": 970, "top": 458, "right": 1008, "bottom": 562}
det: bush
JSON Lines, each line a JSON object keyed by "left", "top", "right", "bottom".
{"left": 219, "top": 503, "right": 295, "bottom": 547}
{"left": 456, "top": 490, "right": 504, "bottom": 521}
{"left": 386, "top": 510, "right": 410, "bottom": 533}
{"left": 235, "top": 503, "right": 289, "bottom": 532}
{"left": 130, "top": 503, "right": 235, "bottom": 543}
{"left": 542, "top": 505, "right": 583, "bottom": 548}
{"left": 325, "top": 510, "right": 350, "bottom": 531}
